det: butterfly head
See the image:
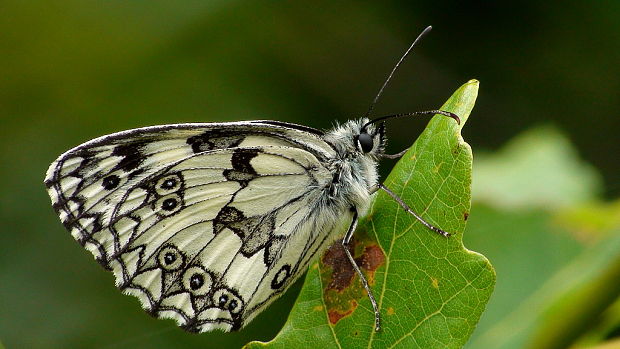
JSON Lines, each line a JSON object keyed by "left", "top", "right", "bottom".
{"left": 356, "top": 119, "right": 386, "bottom": 156}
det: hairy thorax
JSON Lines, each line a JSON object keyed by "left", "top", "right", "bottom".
{"left": 324, "top": 152, "right": 379, "bottom": 217}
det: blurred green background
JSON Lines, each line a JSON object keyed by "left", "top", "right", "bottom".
{"left": 1, "top": 2, "right": 620, "bottom": 348}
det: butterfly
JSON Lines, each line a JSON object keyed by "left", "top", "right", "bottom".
{"left": 44, "top": 26, "right": 459, "bottom": 333}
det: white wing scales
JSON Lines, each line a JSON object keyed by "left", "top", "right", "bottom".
{"left": 45, "top": 122, "right": 347, "bottom": 332}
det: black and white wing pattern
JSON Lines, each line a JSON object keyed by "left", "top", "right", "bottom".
{"left": 44, "top": 121, "right": 351, "bottom": 332}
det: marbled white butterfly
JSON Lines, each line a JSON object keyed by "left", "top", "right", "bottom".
{"left": 44, "top": 26, "right": 458, "bottom": 333}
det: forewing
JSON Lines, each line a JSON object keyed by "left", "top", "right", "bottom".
{"left": 45, "top": 122, "right": 333, "bottom": 251}
{"left": 44, "top": 122, "right": 337, "bottom": 332}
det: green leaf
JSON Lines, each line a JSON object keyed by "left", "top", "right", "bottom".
{"left": 462, "top": 205, "right": 585, "bottom": 349}
{"left": 246, "top": 80, "right": 495, "bottom": 348}
{"left": 469, "top": 227, "right": 620, "bottom": 349}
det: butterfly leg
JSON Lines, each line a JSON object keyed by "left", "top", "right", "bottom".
{"left": 342, "top": 207, "right": 382, "bottom": 332}
{"left": 371, "top": 183, "right": 451, "bottom": 237}
{"left": 380, "top": 147, "right": 409, "bottom": 159}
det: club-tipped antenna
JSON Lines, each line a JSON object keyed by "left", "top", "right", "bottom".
{"left": 362, "top": 25, "right": 433, "bottom": 120}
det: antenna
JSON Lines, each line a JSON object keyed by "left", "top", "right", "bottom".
{"left": 362, "top": 25, "right": 433, "bottom": 120}
{"left": 362, "top": 110, "right": 460, "bottom": 131}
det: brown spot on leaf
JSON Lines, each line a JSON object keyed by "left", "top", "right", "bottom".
{"left": 387, "top": 307, "right": 395, "bottom": 315}
{"left": 328, "top": 301, "right": 356, "bottom": 324}
{"left": 322, "top": 239, "right": 385, "bottom": 292}
{"left": 313, "top": 305, "right": 324, "bottom": 312}
{"left": 322, "top": 243, "right": 356, "bottom": 292}
{"left": 320, "top": 231, "right": 386, "bottom": 326}
{"left": 358, "top": 245, "right": 385, "bottom": 275}
{"left": 463, "top": 211, "right": 469, "bottom": 221}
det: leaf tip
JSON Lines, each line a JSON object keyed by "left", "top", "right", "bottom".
{"left": 466, "top": 78, "right": 480, "bottom": 85}
{"left": 441, "top": 79, "right": 479, "bottom": 130}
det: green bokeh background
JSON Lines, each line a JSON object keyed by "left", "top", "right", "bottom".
{"left": 1, "top": 2, "right": 619, "bottom": 348}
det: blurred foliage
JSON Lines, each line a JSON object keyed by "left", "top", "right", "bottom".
{"left": 472, "top": 127, "right": 602, "bottom": 210}
{"left": 467, "top": 224, "right": 620, "bottom": 349}
{"left": 575, "top": 297, "right": 620, "bottom": 347}
{"left": 1, "top": 1, "right": 620, "bottom": 349}
{"left": 464, "top": 128, "right": 620, "bottom": 349}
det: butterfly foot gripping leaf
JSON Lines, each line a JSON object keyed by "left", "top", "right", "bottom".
{"left": 246, "top": 80, "right": 496, "bottom": 349}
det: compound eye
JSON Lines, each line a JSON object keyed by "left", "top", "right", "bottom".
{"left": 357, "top": 133, "right": 374, "bottom": 153}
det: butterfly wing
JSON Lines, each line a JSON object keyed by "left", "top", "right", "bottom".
{"left": 45, "top": 122, "right": 346, "bottom": 332}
